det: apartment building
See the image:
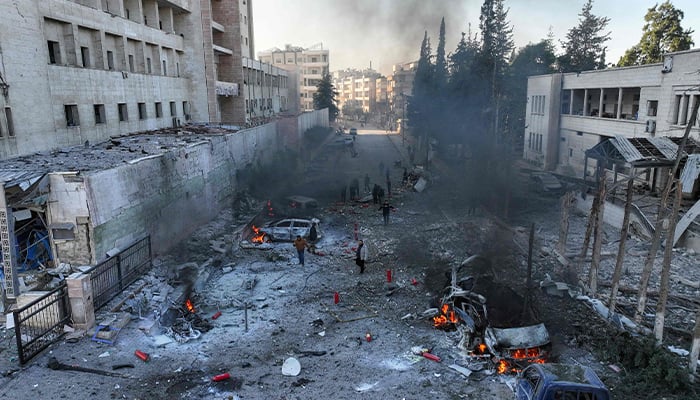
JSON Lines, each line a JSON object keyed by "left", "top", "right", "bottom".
{"left": 0, "top": 0, "right": 289, "bottom": 160}
{"left": 332, "top": 68, "right": 381, "bottom": 117}
{"left": 525, "top": 49, "right": 700, "bottom": 181}
{"left": 258, "top": 44, "right": 329, "bottom": 111}
{"left": 388, "top": 61, "right": 416, "bottom": 128}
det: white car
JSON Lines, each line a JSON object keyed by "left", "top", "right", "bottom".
{"left": 259, "top": 218, "right": 320, "bottom": 242}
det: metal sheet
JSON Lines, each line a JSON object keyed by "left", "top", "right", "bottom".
{"left": 680, "top": 154, "right": 700, "bottom": 194}
{"left": 611, "top": 136, "right": 643, "bottom": 162}
{"left": 486, "top": 323, "right": 550, "bottom": 349}
{"left": 649, "top": 136, "right": 680, "bottom": 160}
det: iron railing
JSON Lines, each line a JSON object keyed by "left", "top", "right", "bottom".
{"left": 13, "top": 283, "right": 71, "bottom": 364}
{"left": 88, "top": 236, "right": 151, "bottom": 310}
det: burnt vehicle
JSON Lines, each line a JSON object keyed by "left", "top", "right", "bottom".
{"left": 530, "top": 172, "right": 564, "bottom": 194}
{"left": 258, "top": 218, "right": 320, "bottom": 242}
{"left": 515, "top": 363, "right": 610, "bottom": 400}
{"left": 432, "top": 255, "right": 551, "bottom": 373}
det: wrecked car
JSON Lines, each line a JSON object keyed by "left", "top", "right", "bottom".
{"left": 515, "top": 363, "right": 610, "bottom": 400}
{"left": 530, "top": 172, "right": 563, "bottom": 194}
{"left": 259, "top": 218, "right": 320, "bottom": 242}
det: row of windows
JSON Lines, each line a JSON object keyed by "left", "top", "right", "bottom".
{"left": 63, "top": 101, "right": 189, "bottom": 127}
{"left": 531, "top": 95, "right": 546, "bottom": 115}
{"left": 528, "top": 132, "right": 543, "bottom": 152}
{"left": 77, "top": 0, "right": 181, "bottom": 33}
{"left": 270, "top": 55, "right": 328, "bottom": 64}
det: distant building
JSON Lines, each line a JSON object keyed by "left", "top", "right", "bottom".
{"left": 332, "top": 69, "right": 381, "bottom": 118}
{"left": 524, "top": 49, "right": 700, "bottom": 180}
{"left": 388, "top": 61, "right": 417, "bottom": 126}
{"left": 0, "top": 0, "right": 289, "bottom": 160}
{"left": 258, "top": 44, "right": 329, "bottom": 112}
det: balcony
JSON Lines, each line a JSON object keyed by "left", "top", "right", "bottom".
{"left": 213, "top": 44, "right": 233, "bottom": 56}
{"left": 216, "top": 81, "right": 239, "bottom": 97}
{"left": 211, "top": 20, "right": 225, "bottom": 33}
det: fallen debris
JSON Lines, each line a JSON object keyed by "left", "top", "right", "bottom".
{"left": 47, "top": 357, "right": 128, "bottom": 378}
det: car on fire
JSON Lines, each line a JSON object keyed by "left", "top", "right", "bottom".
{"left": 259, "top": 218, "right": 320, "bottom": 242}
{"left": 515, "top": 363, "right": 610, "bottom": 400}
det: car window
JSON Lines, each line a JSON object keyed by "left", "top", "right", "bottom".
{"left": 552, "top": 390, "right": 578, "bottom": 400}
{"left": 275, "top": 220, "right": 292, "bottom": 228}
{"left": 292, "top": 221, "right": 310, "bottom": 228}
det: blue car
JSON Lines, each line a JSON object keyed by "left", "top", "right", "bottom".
{"left": 515, "top": 363, "right": 610, "bottom": 400}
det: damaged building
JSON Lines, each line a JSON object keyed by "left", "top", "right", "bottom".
{"left": 525, "top": 48, "right": 700, "bottom": 249}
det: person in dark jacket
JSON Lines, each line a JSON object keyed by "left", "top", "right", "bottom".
{"left": 355, "top": 239, "right": 368, "bottom": 273}
{"left": 372, "top": 183, "right": 380, "bottom": 204}
{"left": 378, "top": 200, "right": 394, "bottom": 225}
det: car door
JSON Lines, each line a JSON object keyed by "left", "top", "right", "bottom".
{"left": 291, "top": 219, "right": 310, "bottom": 238}
{"left": 272, "top": 219, "right": 293, "bottom": 241}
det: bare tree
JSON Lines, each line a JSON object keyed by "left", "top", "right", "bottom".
{"left": 589, "top": 177, "right": 606, "bottom": 295}
{"left": 608, "top": 179, "right": 634, "bottom": 318}
{"left": 654, "top": 182, "right": 683, "bottom": 343}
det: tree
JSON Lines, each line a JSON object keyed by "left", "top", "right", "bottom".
{"left": 407, "top": 31, "right": 434, "bottom": 152}
{"left": 312, "top": 73, "right": 339, "bottom": 121}
{"left": 558, "top": 0, "right": 611, "bottom": 72}
{"left": 435, "top": 18, "right": 448, "bottom": 91}
{"left": 617, "top": 1, "right": 694, "bottom": 66}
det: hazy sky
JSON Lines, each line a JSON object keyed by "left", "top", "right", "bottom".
{"left": 252, "top": 0, "right": 700, "bottom": 75}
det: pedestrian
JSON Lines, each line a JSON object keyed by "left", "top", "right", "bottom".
{"left": 386, "top": 178, "right": 391, "bottom": 198}
{"left": 372, "top": 183, "right": 380, "bottom": 204}
{"left": 308, "top": 221, "right": 318, "bottom": 253}
{"left": 378, "top": 187, "right": 385, "bottom": 204}
{"left": 340, "top": 184, "right": 347, "bottom": 203}
{"left": 355, "top": 239, "right": 368, "bottom": 273}
{"left": 379, "top": 200, "right": 394, "bottom": 225}
{"left": 402, "top": 168, "right": 408, "bottom": 185}
{"left": 364, "top": 174, "right": 370, "bottom": 193}
{"left": 293, "top": 235, "right": 308, "bottom": 266}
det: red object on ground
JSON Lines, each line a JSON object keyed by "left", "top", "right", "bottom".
{"left": 334, "top": 292, "right": 340, "bottom": 304}
{"left": 365, "top": 333, "right": 372, "bottom": 342}
{"left": 386, "top": 269, "right": 392, "bottom": 283}
{"left": 422, "top": 352, "right": 441, "bottom": 362}
{"left": 134, "top": 350, "right": 149, "bottom": 362}
{"left": 212, "top": 372, "right": 231, "bottom": 382}
{"left": 212, "top": 311, "right": 222, "bottom": 320}
{"left": 411, "top": 278, "right": 418, "bottom": 286}
{"left": 354, "top": 223, "right": 358, "bottom": 239}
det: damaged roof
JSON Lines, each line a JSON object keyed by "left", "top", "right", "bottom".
{"left": 585, "top": 135, "right": 700, "bottom": 168}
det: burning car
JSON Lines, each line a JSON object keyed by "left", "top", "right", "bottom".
{"left": 258, "top": 218, "right": 320, "bottom": 242}
{"left": 432, "top": 255, "right": 550, "bottom": 374}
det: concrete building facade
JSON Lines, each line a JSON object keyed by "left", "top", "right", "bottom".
{"left": 0, "top": 0, "right": 290, "bottom": 161}
{"left": 258, "top": 44, "right": 329, "bottom": 112}
{"left": 332, "top": 69, "right": 381, "bottom": 118}
{"left": 524, "top": 49, "right": 700, "bottom": 176}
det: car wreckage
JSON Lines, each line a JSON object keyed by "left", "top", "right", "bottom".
{"left": 431, "top": 255, "right": 551, "bottom": 374}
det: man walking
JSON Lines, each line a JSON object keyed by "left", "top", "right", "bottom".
{"left": 293, "top": 235, "right": 308, "bottom": 266}
{"left": 355, "top": 239, "right": 368, "bottom": 273}
{"left": 379, "top": 200, "right": 394, "bottom": 225}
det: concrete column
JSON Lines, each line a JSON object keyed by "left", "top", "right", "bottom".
{"left": 583, "top": 89, "right": 589, "bottom": 116}
{"left": 598, "top": 89, "right": 604, "bottom": 117}
{"left": 616, "top": 88, "right": 623, "bottom": 119}
{"left": 568, "top": 90, "right": 574, "bottom": 115}
{"left": 67, "top": 272, "right": 95, "bottom": 331}
{"left": 679, "top": 95, "right": 689, "bottom": 124}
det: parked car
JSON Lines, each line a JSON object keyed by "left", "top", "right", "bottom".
{"left": 530, "top": 172, "right": 563, "bottom": 193}
{"left": 349, "top": 127, "right": 358, "bottom": 135}
{"left": 515, "top": 363, "right": 610, "bottom": 400}
{"left": 259, "top": 218, "right": 320, "bottom": 242}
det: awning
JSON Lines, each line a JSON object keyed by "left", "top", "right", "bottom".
{"left": 585, "top": 135, "right": 700, "bottom": 168}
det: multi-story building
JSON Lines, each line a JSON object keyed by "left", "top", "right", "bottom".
{"left": 0, "top": 0, "right": 289, "bottom": 160}
{"left": 332, "top": 68, "right": 381, "bottom": 118}
{"left": 525, "top": 49, "right": 700, "bottom": 181}
{"left": 258, "top": 44, "right": 329, "bottom": 111}
{"left": 388, "top": 61, "right": 417, "bottom": 129}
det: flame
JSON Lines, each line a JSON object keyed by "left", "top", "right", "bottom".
{"left": 432, "top": 303, "right": 459, "bottom": 328}
{"left": 251, "top": 225, "right": 266, "bottom": 243}
{"left": 185, "top": 298, "right": 196, "bottom": 313}
{"left": 495, "top": 347, "right": 547, "bottom": 374}
{"left": 497, "top": 359, "right": 508, "bottom": 374}
{"left": 511, "top": 347, "right": 541, "bottom": 359}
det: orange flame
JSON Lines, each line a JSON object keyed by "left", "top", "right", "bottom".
{"left": 251, "top": 225, "right": 266, "bottom": 243}
{"left": 185, "top": 299, "right": 196, "bottom": 313}
{"left": 496, "top": 359, "right": 508, "bottom": 374}
{"left": 432, "top": 303, "right": 459, "bottom": 328}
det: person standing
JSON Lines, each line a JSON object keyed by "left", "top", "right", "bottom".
{"left": 355, "top": 239, "right": 368, "bottom": 273}
{"left": 308, "top": 222, "right": 318, "bottom": 253}
{"left": 293, "top": 235, "right": 308, "bottom": 266}
{"left": 379, "top": 200, "right": 394, "bottom": 225}
{"left": 386, "top": 178, "right": 392, "bottom": 198}
{"left": 402, "top": 168, "right": 409, "bottom": 185}
{"left": 372, "top": 183, "right": 380, "bottom": 204}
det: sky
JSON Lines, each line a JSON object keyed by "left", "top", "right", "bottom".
{"left": 251, "top": 0, "right": 700, "bottom": 76}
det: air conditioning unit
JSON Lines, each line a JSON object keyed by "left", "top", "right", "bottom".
{"left": 645, "top": 120, "right": 656, "bottom": 133}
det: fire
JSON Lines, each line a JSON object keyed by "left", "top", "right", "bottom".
{"left": 185, "top": 298, "right": 196, "bottom": 313}
{"left": 511, "top": 347, "right": 542, "bottom": 359}
{"left": 433, "top": 303, "right": 459, "bottom": 328}
{"left": 497, "top": 359, "right": 508, "bottom": 374}
{"left": 251, "top": 225, "right": 266, "bottom": 243}
{"left": 495, "top": 347, "right": 547, "bottom": 374}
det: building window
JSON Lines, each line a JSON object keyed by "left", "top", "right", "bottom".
{"left": 155, "top": 102, "right": 163, "bottom": 118}
{"left": 138, "top": 102, "right": 147, "bottom": 119}
{"left": 176, "top": 62, "right": 180, "bottom": 77}
{"left": 47, "top": 40, "right": 61, "bottom": 64}
{"left": 569, "top": 148, "right": 574, "bottom": 157}
{"left": 5, "top": 108, "right": 14, "bottom": 136}
{"left": 162, "top": 60, "right": 167, "bottom": 75}
{"left": 128, "top": 55, "right": 135, "bottom": 72}
{"left": 147, "top": 58, "right": 152, "bottom": 73}
{"left": 107, "top": 50, "right": 115, "bottom": 70}
{"left": 64, "top": 105, "right": 80, "bottom": 127}
{"left": 170, "top": 101, "right": 176, "bottom": 116}
{"left": 118, "top": 103, "right": 128, "bottom": 121}
{"left": 647, "top": 100, "right": 658, "bottom": 117}
{"left": 80, "top": 46, "right": 90, "bottom": 68}
{"left": 94, "top": 104, "right": 106, "bottom": 124}
{"left": 182, "top": 101, "right": 190, "bottom": 120}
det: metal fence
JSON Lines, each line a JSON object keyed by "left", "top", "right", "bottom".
{"left": 13, "top": 283, "right": 71, "bottom": 364}
{"left": 88, "top": 236, "right": 151, "bottom": 310}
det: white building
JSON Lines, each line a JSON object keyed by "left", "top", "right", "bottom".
{"left": 525, "top": 48, "right": 700, "bottom": 181}
{"left": 258, "top": 44, "right": 329, "bottom": 112}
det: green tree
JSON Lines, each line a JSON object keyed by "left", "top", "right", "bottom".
{"left": 558, "top": 0, "right": 611, "bottom": 72}
{"left": 617, "top": 1, "right": 694, "bottom": 66}
{"left": 435, "top": 17, "right": 448, "bottom": 91}
{"left": 313, "top": 73, "right": 339, "bottom": 121}
{"left": 407, "top": 31, "right": 433, "bottom": 139}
